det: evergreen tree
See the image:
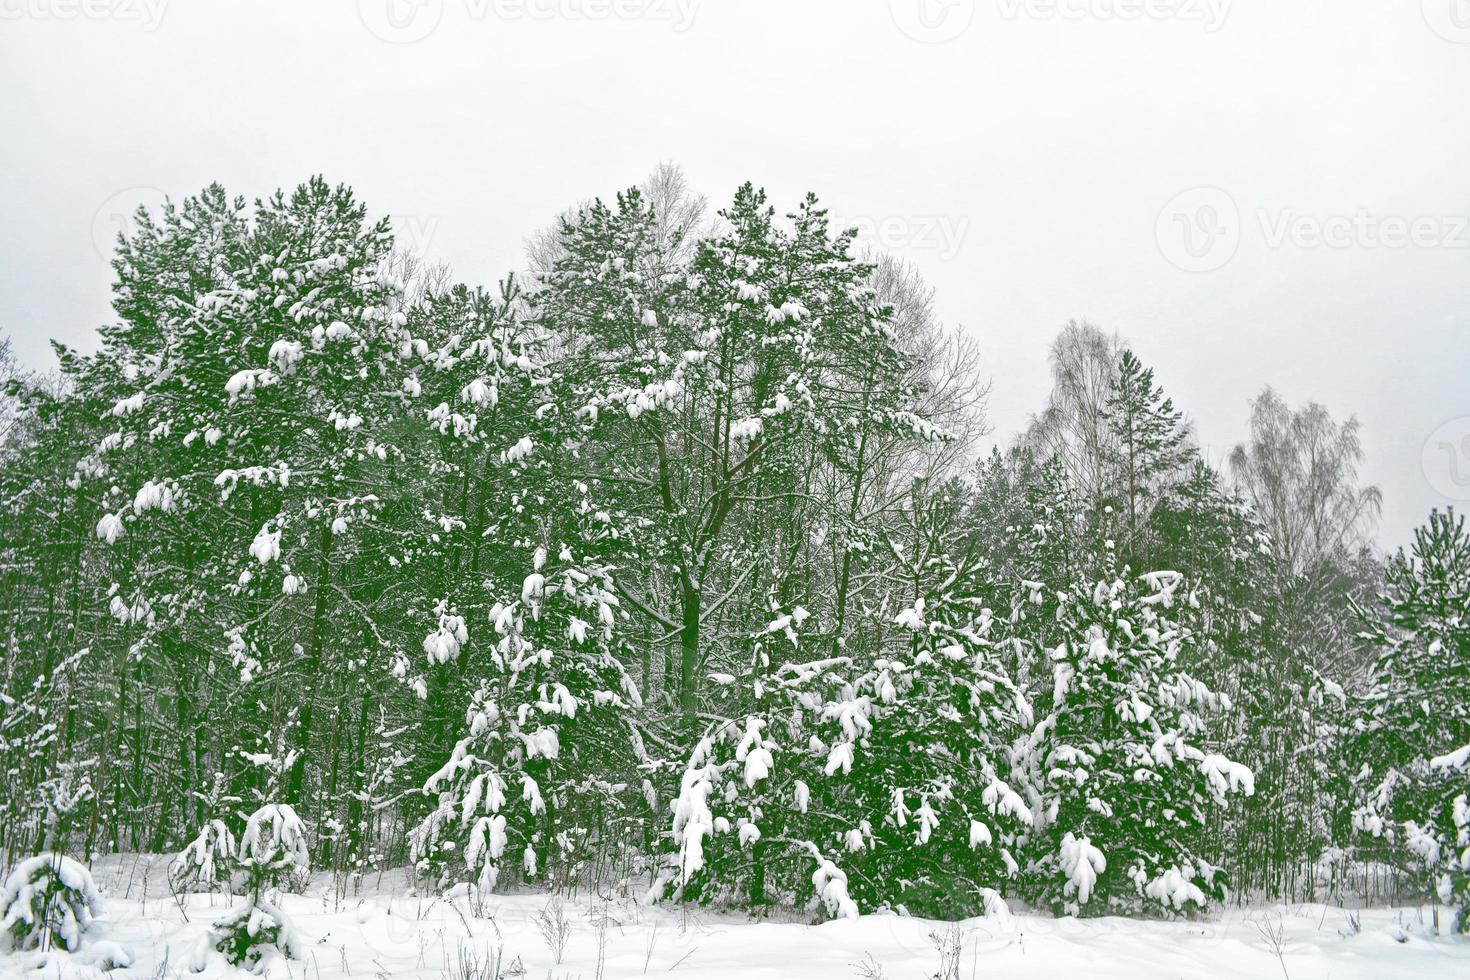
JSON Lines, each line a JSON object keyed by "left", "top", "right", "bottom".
{"left": 0, "top": 173, "right": 1411, "bottom": 927}
{"left": 1354, "top": 508, "right": 1470, "bottom": 928}
{"left": 1103, "top": 349, "right": 1195, "bottom": 552}
{"left": 1016, "top": 561, "right": 1254, "bottom": 914}
{"left": 664, "top": 557, "right": 1032, "bottom": 920}
{"left": 539, "top": 183, "right": 928, "bottom": 726}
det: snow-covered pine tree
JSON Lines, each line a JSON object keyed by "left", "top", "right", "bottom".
{"left": 1354, "top": 508, "right": 1470, "bottom": 928}
{"left": 403, "top": 286, "right": 650, "bottom": 893}
{"left": 171, "top": 818, "right": 237, "bottom": 896}
{"left": 539, "top": 181, "right": 930, "bottom": 725}
{"left": 169, "top": 774, "right": 239, "bottom": 895}
{"left": 383, "top": 276, "right": 541, "bottom": 747}
{"left": 663, "top": 522, "right": 1032, "bottom": 920}
{"left": 31, "top": 187, "right": 250, "bottom": 852}
{"left": 663, "top": 604, "right": 869, "bottom": 918}
{"left": 409, "top": 528, "right": 646, "bottom": 895}
{"left": 198, "top": 802, "right": 310, "bottom": 972}
{"left": 0, "top": 853, "right": 102, "bottom": 953}
{"left": 69, "top": 179, "right": 418, "bottom": 856}
{"left": 1017, "top": 561, "right": 1254, "bottom": 914}
{"left": 531, "top": 184, "right": 703, "bottom": 714}
{"left": 199, "top": 179, "right": 410, "bottom": 817}
{"left": 863, "top": 546, "right": 1035, "bottom": 917}
{"left": 1102, "top": 349, "right": 1195, "bottom": 553}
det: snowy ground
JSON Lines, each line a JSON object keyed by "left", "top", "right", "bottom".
{"left": 4, "top": 854, "right": 1468, "bottom": 979}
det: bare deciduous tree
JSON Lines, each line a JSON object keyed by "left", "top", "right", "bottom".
{"left": 1229, "top": 388, "right": 1381, "bottom": 577}
{"left": 1023, "top": 320, "right": 1122, "bottom": 503}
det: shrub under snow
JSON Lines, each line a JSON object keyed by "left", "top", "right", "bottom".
{"left": 198, "top": 901, "right": 298, "bottom": 974}
{"left": 169, "top": 818, "right": 239, "bottom": 894}
{"left": 0, "top": 854, "right": 102, "bottom": 953}
{"left": 193, "top": 803, "right": 310, "bottom": 972}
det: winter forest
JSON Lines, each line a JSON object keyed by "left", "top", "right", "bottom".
{"left": 0, "top": 167, "right": 1465, "bottom": 978}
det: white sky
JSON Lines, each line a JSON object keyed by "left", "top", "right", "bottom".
{"left": 2, "top": 0, "right": 1467, "bottom": 548}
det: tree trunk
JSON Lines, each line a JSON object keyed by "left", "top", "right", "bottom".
{"left": 287, "top": 521, "right": 334, "bottom": 805}
{"left": 678, "top": 576, "right": 700, "bottom": 722}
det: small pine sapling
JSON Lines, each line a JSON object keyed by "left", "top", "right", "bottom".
{"left": 169, "top": 775, "right": 240, "bottom": 898}
{"left": 170, "top": 819, "right": 238, "bottom": 897}
{"left": 196, "top": 803, "right": 310, "bottom": 972}
{"left": 0, "top": 853, "right": 102, "bottom": 953}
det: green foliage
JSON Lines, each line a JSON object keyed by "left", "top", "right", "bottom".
{"left": 0, "top": 171, "right": 1438, "bottom": 928}
{"left": 1016, "top": 562, "right": 1252, "bottom": 914}
{"left": 1103, "top": 349, "right": 1195, "bottom": 550}
{"left": 0, "top": 854, "right": 100, "bottom": 953}
{"left": 1354, "top": 509, "right": 1470, "bottom": 924}
{"left": 204, "top": 901, "right": 295, "bottom": 973}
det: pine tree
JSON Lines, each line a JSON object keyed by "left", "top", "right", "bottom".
{"left": 1103, "top": 349, "right": 1194, "bottom": 552}
{"left": 409, "top": 534, "right": 647, "bottom": 894}
{"left": 863, "top": 543, "right": 1034, "bottom": 916}
{"left": 404, "top": 271, "right": 651, "bottom": 894}
{"left": 0, "top": 854, "right": 103, "bottom": 954}
{"left": 539, "top": 183, "right": 928, "bottom": 726}
{"left": 1017, "top": 561, "right": 1254, "bottom": 913}
{"left": 197, "top": 802, "right": 310, "bottom": 972}
{"left": 86, "top": 179, "right": 418, "bottom": 848}
{"left": 1354, "top": 508, "right": 1470, "bottom": 928}
{"left": 664, "top": 499, "right": 1032, "bottom": 920}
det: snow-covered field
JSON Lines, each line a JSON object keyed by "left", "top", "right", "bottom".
{"left": 4, "top": 854, "right": 1467, "bottom": 980}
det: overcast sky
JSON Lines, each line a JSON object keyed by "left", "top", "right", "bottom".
{"left": 1, "top": 0, "right": 1466, "bottom": 548}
